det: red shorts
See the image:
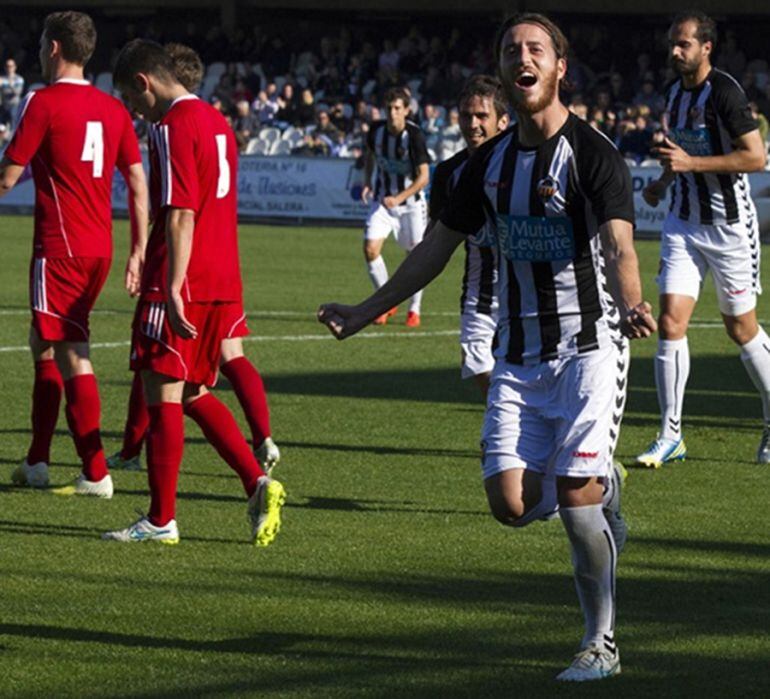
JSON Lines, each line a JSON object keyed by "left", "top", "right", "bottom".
{"left": 130, "top": 300, "right": 242, "bottom": 387}
{"left": 29, "top": 257, "right": 111, "bottom": 342}
{"left": 224, "top": 301, "right": 249, "bottom": 339}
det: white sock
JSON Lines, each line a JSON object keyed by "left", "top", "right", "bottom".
{"left": 655, "top": 337, "right": 689, "bottom": 440}
{"left": 367, "top": 256, "right": 388, "bottom": 290}
{"left": 740, "top": 326, "right": 770, "bottom": 422}
{"left": 560, "top": 504, "right": 617, "bottom": 650}
{"left": 408, "top": 289, "right": 423, "bottom": 314}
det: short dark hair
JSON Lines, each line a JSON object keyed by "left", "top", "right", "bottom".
{"left": 671, "top": 10, "right": 718, "bottom": 49}
{"left": 165, "top": 42, "right": 203, "bottom": 92}
{"left": 494, "top": 12, "right": 570, "bottom": 62}
{"left": 384, "top": 86, "right": 410, "bottom": 109}
{"left": 43, "top": 11, "right": 96, "bottom": 66}
{"left": 113, "top": 39, "right": 178, "bottom": 90}
{"left": 458, "top": 75, "right": 508, "bottom": 120}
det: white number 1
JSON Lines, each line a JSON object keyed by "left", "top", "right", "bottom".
{"left": 81, "top": 121, "right": 104, "bottom": 178}
{"left": 215, "top": 134, "right": 230, "bottom": 198}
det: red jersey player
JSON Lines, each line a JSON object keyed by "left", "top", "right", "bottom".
{"left": 108, "top": 43, "right": 281, "bottom": 476}
{"left": 0, "top": 11, "right": 148, "bottom": 497}
{"left": 103, "top": 39, "right": 285, "bottom": 546}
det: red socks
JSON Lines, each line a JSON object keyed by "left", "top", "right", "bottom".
{"left": 220, "top": 357, "right": 272, "bottom": 450}
{"left": 27, "top": 359, "right": 63, "bottom": 465}
{"left": 147, "top": 403, "right": 184, "bottom": 526}
{"left": 121, "top": 371, "right": 149, "bottom": 459}
{"left": 184, "top": 392, "right": 264, "bottom": 496}
{"left": 64, "top": 374, "right": 108, "bottom": 482}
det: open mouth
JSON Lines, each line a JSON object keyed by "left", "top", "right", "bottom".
{"left": 515, "top": 72, "right": 538, "bottom": 89}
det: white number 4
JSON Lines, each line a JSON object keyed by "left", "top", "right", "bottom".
{"left": 81, "top": 121, "right": 104, "bottom": 178}
{"left": 215, "top": 134, "right": 230, "bottom": 198}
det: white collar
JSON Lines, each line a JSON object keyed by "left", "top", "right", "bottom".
{"left": 169, "top": 94, "right": 199, "bottom": 109}
{"left": 54, "top": 78, "right": 90, "bottom": 86}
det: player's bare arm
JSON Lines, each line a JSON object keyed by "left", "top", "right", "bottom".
{"left": 123, "top": 161, "right": 149, "bottom": 297}
{"left": 165, "top": 207, "right": 197, "bottom": 339}
{"left": 599, "top": 218, "right": 657, "bottom": 339}
{"left": 319, "top": 221, "right": 465, "bottom": 339}
{"left": 655, "top": 130, "right": 766, "bottom": 174}
{"left": 0, "top": 156, "right": 26, "bottom": 197}
{"left": 383, "top": 162, "right": 429, "bottom": 209}
{"left": 361, "top": 149, "right": 375, "bottom": 204}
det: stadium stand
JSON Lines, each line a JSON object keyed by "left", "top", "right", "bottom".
{"left": 0, "top": 9, "right": 769, "bottom": 164}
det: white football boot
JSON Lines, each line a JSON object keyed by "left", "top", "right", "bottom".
{"left": 103, "top": 515, "right": 179, "bottom": 544}
{"left": 11, "top": 460, "right": 50, "bottom": 488}
{"left": 255, "top": 436, "right": 281, "bottom": 475}
{"left": 53, "top": 473, "right": 113, "bottom": 499}
{"left": 556, "top": 642, "right": 621, "bottom": 682}
{"left": 635, "top": 434, "right": 686, "bottom": 469}
{"left": 247, "top": 476, "right": 286, "bottom": 547}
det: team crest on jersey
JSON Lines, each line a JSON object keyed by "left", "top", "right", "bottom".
{"left": 688, "top": 105, "right": 703, "bottom": 121}
{"left": 536, "top": 176, "right": 558, "bottom": 202}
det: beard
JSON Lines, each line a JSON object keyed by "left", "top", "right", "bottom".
{"left": 505, "top": 67, "right": 560, "bottom": 116}
{"left": 671, "top": 55, "right": 701, "bottom": 77}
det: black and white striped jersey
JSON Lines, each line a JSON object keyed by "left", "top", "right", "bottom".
{"left": 430, "top": 148, "right": 498, "bottom": 317}
{"left": 366, "top": 120, "right": 430, "bottom": 204}
{"left": 663, "top": 68, "right": 758, "bottom": 226}
{"left": 440, "top": 114, "right": 634, "bottom": 365}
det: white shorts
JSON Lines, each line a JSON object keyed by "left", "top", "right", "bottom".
{"left": 656, "top": 213, "right": 761, "bottom": 316}
{"left": 480, "top": 341, "right": 627, "bottom": 481}
{"left": 364, "top": 199, "right": 428, "bottom": 250}
{"left": 460, "top": 311, "right": 497, "bottom": 379}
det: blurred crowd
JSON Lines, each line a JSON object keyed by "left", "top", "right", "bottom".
{"left": 0, "top": 11, "right": 769, "bottom": 163}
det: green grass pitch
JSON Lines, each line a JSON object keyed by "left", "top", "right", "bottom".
{"left": 0, "top": 214, "right": 768, "bottom": 697}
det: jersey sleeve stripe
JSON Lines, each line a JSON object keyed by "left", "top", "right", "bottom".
{"left": 160, "top": 124, "right": 172, "bottom": 207}
{"left": 14, "top": 90, "right": 36, "bottom": 128}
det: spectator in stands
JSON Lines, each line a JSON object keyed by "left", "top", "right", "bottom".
{"left": 293, "top": 110, "right": 340, "bottom": 157}
{"left": 398, "top": 37, "right": 421, "bottom": 77}
{"left": 421, "top": 103, "right": 444, "bottom": 135}
{"left": 262, "top": 35, "right": 291, "bottom": 77}
{"left": 316, "top": 109, "right": 342, "bottom": 141}
{"left": 634, "top": 79, "right": 665, "bottom": 116}
{"left": 0, "top": 58, "right": 24, "bottom": 115}
{"left": 258, "top": 85, "right": 280, "bottom": 125}
{"left": 275, "top": 83, "right": 297, "bottom": 126}
{"left": 317, "top": 64, "right": 346, "bottom": 102}
{"left": 630, "top": 53, "right": 653, "bottom": 93}
{"left": 378, "top": 39, "right": 399, "bottom": 74}
{"left": 566, "top": 50, "right": 595, "bottom": 94}
{"left": 421, "top": 36, "right": 447, "bottom": 73}
{"left": 295, "top": 88, "right": 316, "bottom": 127}
{"left": 421, "top": 65, "right": 450, "bottom": 104}
{"left": 618, "top": 114, "right": 652, "bottom": 163}
{"left": 607, "top": 72, "right": 632, "bottom": 111}
{"left": 233, "top": 99, "right": 260, "bottom": 152}
{"left": 210, "top": 95, "right": 225, "bottom": 113}
{"left": 717, "top": 31, "right": 747, "bottom": 78}
{"left": 212, "top": 73, "right": 235, "bottom": 111}
{"left": 437, "top": 107, "right": 462, "bottom": 159}
{"left": 329, "top": 101, "right": 352, "bottom": 133}
{"left": 231, "top": 78, "right": 254, "bottom": 105}
{"left": 569, "top": 102, "right": 589, "bottom": 121}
